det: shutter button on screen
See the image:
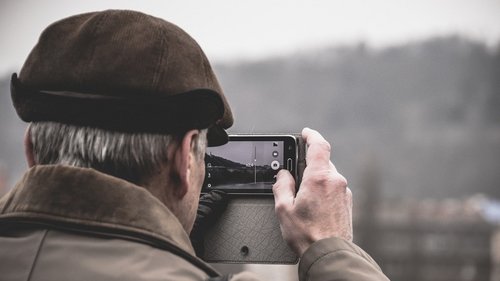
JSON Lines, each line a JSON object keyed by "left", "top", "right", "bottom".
{"left": 271, "top": 160, "right": 280, "bottom": 170}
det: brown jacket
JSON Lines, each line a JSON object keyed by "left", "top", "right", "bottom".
{"left": 0, "top": 165, "right": 389, "bottom": 281}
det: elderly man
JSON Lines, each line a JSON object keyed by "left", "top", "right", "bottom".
{"left": 0, "top": 10, "right": 388, "bottom": 281}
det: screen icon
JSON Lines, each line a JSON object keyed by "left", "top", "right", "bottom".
{"left": 272, "top": 151, "right": 279, "bottom": 157}
{"left": 271, "top": 160, "right": 280, "bottom": 170}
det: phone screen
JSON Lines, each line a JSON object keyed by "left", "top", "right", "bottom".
{"left": 203, "top": 135, "right": 297, "bottom": 194}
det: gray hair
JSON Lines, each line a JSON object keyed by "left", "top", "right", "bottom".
{"left": 29, "top": 122, "right": 207, "bottom": 184}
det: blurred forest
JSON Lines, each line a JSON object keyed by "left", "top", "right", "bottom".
{"left": 214, "top": 35, "right": 500, "bottom": 200}
{"left": 1, "top": 35, "right": 499, "bottom": 201}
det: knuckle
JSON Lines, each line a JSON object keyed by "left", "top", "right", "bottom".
{"left": 274, "top": 201, "right": 289, "bottom": 214}
{"left": 319, "top": 172, "right": 335, "bottom": 186}
{"left": 337, "top": 175, "right": 348, "bottom": 189}
{"left": 304, "top": 172, "right": 330, "bottom": 187}
{"left": 316, "top": 171, "right": 345, "bottom": 185}
{"left": 346, "top": 187, "right": 353, "bottom": 197}
{"left": 272, "top": 182, "right": 280, "bottom": 192}
{"left": 319, "top": 140, "right": 331, "bottom": 153}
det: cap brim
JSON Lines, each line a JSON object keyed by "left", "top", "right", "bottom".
{"left": 11, "top": 73, "right": 228, "bottom": 139}
{"left": 207, "top": 124, "right": 228, "bottom": 147}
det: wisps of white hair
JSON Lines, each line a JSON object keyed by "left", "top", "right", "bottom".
{"left": 30, "top": 121, "right": 207, "bottom": 183}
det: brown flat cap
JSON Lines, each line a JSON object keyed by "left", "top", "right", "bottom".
{"left": 11, "top": 9, "right": 233, "bottom": 146}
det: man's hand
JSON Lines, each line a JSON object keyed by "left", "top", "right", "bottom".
{"left": 273, "top": 128, "right": 353, "bottom": 256}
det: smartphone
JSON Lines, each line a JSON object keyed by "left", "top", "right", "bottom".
{"left": 202, "top": 134, "right": 305, "bottom": 194}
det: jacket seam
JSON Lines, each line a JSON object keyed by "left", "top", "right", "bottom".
{"left": 79, "top": 12, "right": 107, "bottom": 88}
{"left": 2, "top": 209, "right": 180, "bottom": 246}
{"left": 0, "top": 217, "right": 220, "bottom": 278}
{"left": 26, "top": 229, "right": 48, "bottom": 281}
{"left": 152, "top": 20, "right": 167, "bottom": 93}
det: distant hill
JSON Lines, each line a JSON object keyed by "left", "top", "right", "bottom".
{"left": 205, "top": 153, "right": 245, "bottom": 168}
{"left": 1, "top": 36, "right": 499, "bottom": 199}
{"left": 213, "top": 36, "right": 500, "bottom": 199}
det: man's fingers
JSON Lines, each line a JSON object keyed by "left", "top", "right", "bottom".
{"left": 345, "top": 187, "right": 354, "bottom": 242}
{"left": 346, "top": 187, "right": 353, "bottom": 207}
{"left": 302, "top": 128, "right": 332, "bottom": 169}
{"left": 273, "top": 169, "right": 296, "bottom": 213}
{"left": 329, "top": 160, "right": 339, "bottom": 173}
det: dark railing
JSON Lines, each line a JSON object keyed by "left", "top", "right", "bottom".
{"left": 355, "top": 221, "right": 493, "bottom": 281}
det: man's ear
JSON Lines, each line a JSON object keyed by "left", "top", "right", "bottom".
{"left": 24, "top": 124, "right": 36, "bottom": 168}
{"left": 171, "top": 130, "right": 200, "bottom": 199}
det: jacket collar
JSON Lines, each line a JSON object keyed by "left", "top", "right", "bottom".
{"left": 0, "top": 165, "right": 195, "bottom": 255}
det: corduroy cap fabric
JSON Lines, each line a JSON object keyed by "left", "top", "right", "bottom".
{"left": 11, "top": 9, "right": 233, "bottom": 146}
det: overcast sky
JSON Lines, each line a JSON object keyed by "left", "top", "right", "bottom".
{"left": 1, "top": 0, "right": 500, "bottom": 73}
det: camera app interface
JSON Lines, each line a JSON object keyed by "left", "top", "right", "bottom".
{"left": 204, "top": 141, "right": 284, "bottom": 190}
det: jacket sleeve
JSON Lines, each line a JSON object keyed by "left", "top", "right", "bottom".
{"left": 298, "top": 237, "right": 390, "bottom": 281}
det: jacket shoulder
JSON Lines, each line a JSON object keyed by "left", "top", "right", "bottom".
{"left": 0, "top": 226, "right": 211, "bottom": 281}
